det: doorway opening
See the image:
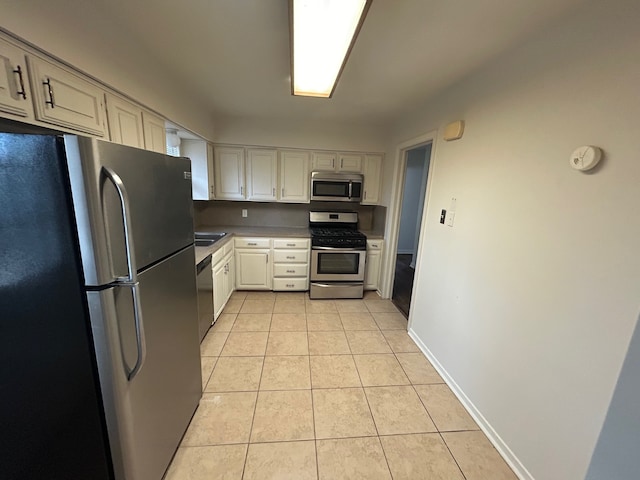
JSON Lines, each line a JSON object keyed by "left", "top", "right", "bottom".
{"left": 392, "top": 144, "right": 432, "bottom": 316}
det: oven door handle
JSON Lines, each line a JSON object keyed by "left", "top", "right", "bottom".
{"left": 312, "top": 246, "right": 366, "bottom": 252}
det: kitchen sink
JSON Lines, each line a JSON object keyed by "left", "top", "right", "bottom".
{"left": 194, "top": 232, "right": 227, "bottom": 247}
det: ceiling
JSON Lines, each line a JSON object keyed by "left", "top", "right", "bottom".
{"left": 92, "top": 0, "right": 584, "bottom": 127}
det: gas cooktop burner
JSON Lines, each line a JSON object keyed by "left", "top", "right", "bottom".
{"left": 310, "top": 228, "right": 366, "bottom": 238}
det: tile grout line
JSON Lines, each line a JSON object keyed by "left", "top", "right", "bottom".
{"left": 305, "top": 311, "right": 321, "bottom": 480}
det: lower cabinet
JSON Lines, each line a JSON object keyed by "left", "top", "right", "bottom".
{"left": 234, "top": 237, "right": 272, "bottom": 290}
{"left": 272, "top": 238, "right": 310, "bottom": 291}
{"left": 365, "top": 239, "right": 383, "bottom": 291}
{"left": 212, "top": 243, "right": 234, "bottom": 320}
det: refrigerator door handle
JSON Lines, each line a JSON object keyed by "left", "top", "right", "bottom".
{"left": 126, "top": 281, "right": 147, "bottom": 381}
{"left": 102, "top": 166, "right": 138, "bottom": 283}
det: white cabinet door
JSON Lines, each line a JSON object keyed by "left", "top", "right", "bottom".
{"left": 0, "top": 38, "right": 33, "bottom": 121}
{"left": 311, "top": 152, "right": 336, "bottom": 171}
{"left": 213, "top": 259, "right": 227, "bottom": 319}
{"left": 214, "top": 146, "right": 245, "bottom": 200}
{"left": 365, "top": 250, "right": 381, "bottom": 290}
{"left": 365, "top": 240, "right": 383, "bottom": 291}
{"left": 27, "top": 56, "right": 107, "bottom": 137}
{"left": 185, "top": 140, "right": 215, "bottom": 200}
{"left": 235, "top": 249, "right": 271, "bottom": 290}
{"left": 337, "top": 153, "right": 363, "bottom": 172}
{"left": 142, "top": 111, "right": 166, "bottom": 153}
{"left": 105, "top": 94, "right": 144, "bottom": 148}
{"left": 246, "top": 148, "right": 277, "bottom": 201}
{"left": 362, "top": 154, "right": 382, "bottom": 205}
{"left": 279, "top": 150, "right": 310, "bottom": 203}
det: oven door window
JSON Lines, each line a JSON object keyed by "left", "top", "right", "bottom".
{"left": 317, "top": 252, "right": 360, "bottom": 275}
{"left": 312, "top": 181, "right": 349, "bottom": 198}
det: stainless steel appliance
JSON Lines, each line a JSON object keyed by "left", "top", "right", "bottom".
{"left": 310, "top": 171, "right": 363, "bottom": 202}
{"left": 309, "top": 211, "right": 367, "bottom": 299}
{"left": 0, "top": 133, "right": 201, "bottom": 480}
{"left": 196, "top": 254, "right": 214, "bottom": 341}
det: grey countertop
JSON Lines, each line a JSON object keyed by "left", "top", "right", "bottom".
{"left": 194, "top": 226, "right": 384, "bottom": 266}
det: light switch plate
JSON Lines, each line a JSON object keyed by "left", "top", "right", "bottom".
{"left": 242, "top": 209, "right": 248, "bottom": 218}
{"left": 447, "top": 211, "right": 455, "bottom": 227}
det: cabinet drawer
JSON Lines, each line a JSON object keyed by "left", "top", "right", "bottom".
{"left": 272, "top": 277, "right": 308, "bottom": 291}
{"left": 211, "top": 247, "right": 226, "bottom": 266}
{"left": 273, "top": 250, "right": 308, "bottom": 263}
{"left": 235, "top": 237, "right": 270, "bottom": 248}
{"left": 273, "top": 238, "right": 310, "bottom": 250}
{"left": 273, "top": 264, "right": 308, "bottom": 277}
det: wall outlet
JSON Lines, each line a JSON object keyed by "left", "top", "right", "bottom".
{"left": 242, "top": 209, "right": 248, "bottom": 218}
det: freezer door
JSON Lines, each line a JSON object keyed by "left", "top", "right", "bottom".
{"left": 63, "top": 135, "right": 194, "bottom": 286}
{"left": 87, "top": 246, "right": 201, "bottom": 480}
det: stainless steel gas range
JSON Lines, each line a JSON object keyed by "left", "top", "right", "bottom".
{"left": 309, "top": 211, "right": 367, "bottom": 299}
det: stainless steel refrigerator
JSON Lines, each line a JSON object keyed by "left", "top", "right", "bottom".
{"left": 0, "top": 133, "right": 202, "bottom": 480}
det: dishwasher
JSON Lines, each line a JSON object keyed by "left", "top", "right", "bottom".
{"left": 196, "top": 254, "right": 214, "bottom": 342}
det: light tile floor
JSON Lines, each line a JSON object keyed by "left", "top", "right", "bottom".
{"left": 166, "top": 291, "right": 518, "bottom": 480}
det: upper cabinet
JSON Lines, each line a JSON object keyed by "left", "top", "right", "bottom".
{"left": 279, "top": 150, "right": 310, "bottom": 203}
{"left": 105, "top": 94, "right": 144, "bottom": 148}
{"left": 246, "top": 148, "right": 277, "bottom": 201}
{"left": 311, "top": 151, "right": 362, "bottom": 172}
{"left": 362, "top": 154, "right": 382, "bottom": 205}
{"left": 142, "top": 111, "right": 167, "bottom": 153}
{"left": 27, "top": 55, "right": 107, "bottom": 137}
{"left": 337, "top": 153, "right": 363, "bottom": 172}
{"left": 185, "top": 140, "right": 215, "bottom": 200}
{"left": 214, "top": 146, "right": 245, "bottom": 200}
{"left": 0, "top": 38, "right": 33, "bottom": 121}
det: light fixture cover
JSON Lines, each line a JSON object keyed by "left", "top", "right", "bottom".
{"left": 291, "top": 0, "right": 370, "bottom": 98}
{"left": 166, "top": 129, "right": 181, "bottom": 148}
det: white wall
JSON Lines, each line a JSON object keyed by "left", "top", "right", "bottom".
{"left": 397, "top": 147, "right": 426, "bottom": 253}
{"left": 0, "top": 0, "right": 216, "bottom": 139}
{"left": 391, "top": 1, "right": 640, "bottom": 479}
{"left": 211, "top": 115, "right": 388, "bottom": 152}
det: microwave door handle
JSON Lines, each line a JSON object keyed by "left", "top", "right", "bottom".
{"left": 102, "top": 166, "right": 138, "bottom": 283}
{"left": 348, "top": 181, "right": 353, "bottom": 199}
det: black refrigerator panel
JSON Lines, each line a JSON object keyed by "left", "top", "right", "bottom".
{"left": 0, "top": 133, "right": 113, "bottom": 480}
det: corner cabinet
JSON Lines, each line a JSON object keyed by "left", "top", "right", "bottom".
{"left": 0, "top": 38, "right": 34, "bottom": 121}
{"left": 279, "top": 150, "right": 310, "bottom": 203}
{"left": 185, "top": 140, "right": 215, "bottom": 200}
{"left": 246, "top": 148, "right": 277, "bottom": 201}
{"left": 214, "top": 146, "right": 245, "bottom": 200}
{"left": 362, "top": 154, "right": 382, "bottom": 205}
{"left": 142, "top": 111, "right": 167, "bottom": 153}
{"left": 105, "top": 94, "right": 145, "bottom": 148}
{"left": 365, "top": 239, "right": 383, "bottom": 291}
{"left": 234, "top": 238, "right": 272, "bottom": 290}
{"left": 27, "top": 55, "right": 107, "bottom": 137}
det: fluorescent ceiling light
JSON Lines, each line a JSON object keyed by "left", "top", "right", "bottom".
{"left": 291, "top": 0, "right": 371, "bottom": 98}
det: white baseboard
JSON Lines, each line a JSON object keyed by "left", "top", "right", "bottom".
{"left": 407, "top": 328, "right": 535, "bottom": 480}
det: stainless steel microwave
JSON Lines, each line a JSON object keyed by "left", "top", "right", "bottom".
{"left": 310, "top": 172, "right": 363, "bottom": 202}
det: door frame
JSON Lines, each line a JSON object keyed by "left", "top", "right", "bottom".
{"left": 381, "top": 130, "right": 437, "bottom": 325}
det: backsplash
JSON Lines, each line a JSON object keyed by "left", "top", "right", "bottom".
{"left": 194, "top": 201, "right": 386, "bottom": 234}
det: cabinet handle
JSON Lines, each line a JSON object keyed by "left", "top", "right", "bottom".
{"left": 286, "top": 256, "right": 295, "bottom": 260}
{"left": 286, "top": 243, "right": 295, "bottom": 247}
{"left": 286, "top": 284, "right": 294, "bottom": 288}
{"left": 266, "top": 254, "right": 269, "bottom": 263}
{"left": 240, "top": 185, "right": 243, "bottom": 196}
{"left": 272, "top": 187, "right": 275, "bottom": 196}
{"left": 248, "top": 242, "right": 257, "bottom": 246}
{"left": 332, "top": 158, "right": 335, "bottom": 168}
{"left": 286, "top": 270, "right": 295, "bottom": 273}
{"left": 13, "top": 65, "right": 27, "bottom": 100}
{"left": 364, "top": 191, "right": 367, "bottom": 200}
{"left": 341, "top": 158, "right": 344, "bottom": 169}
{"left": 43, "top": 78, "right": 55, "bottom": 108}
{"left": 210, "top": 186, "right": 214, "bottom": 196}
{"left": 281, "top": 187, "right": 284, "bottom": 197}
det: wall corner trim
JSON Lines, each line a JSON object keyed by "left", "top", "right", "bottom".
{"left": 407, "top": 328, "right": 536, "bottom": 480}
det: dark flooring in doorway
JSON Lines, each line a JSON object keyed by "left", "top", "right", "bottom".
{"left": 392, "top": 254, "right": 414, "bottom": 318}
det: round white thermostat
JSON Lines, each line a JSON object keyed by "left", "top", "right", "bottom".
{"left": 569, "top": 146, "right": 602, "bottom": 171}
